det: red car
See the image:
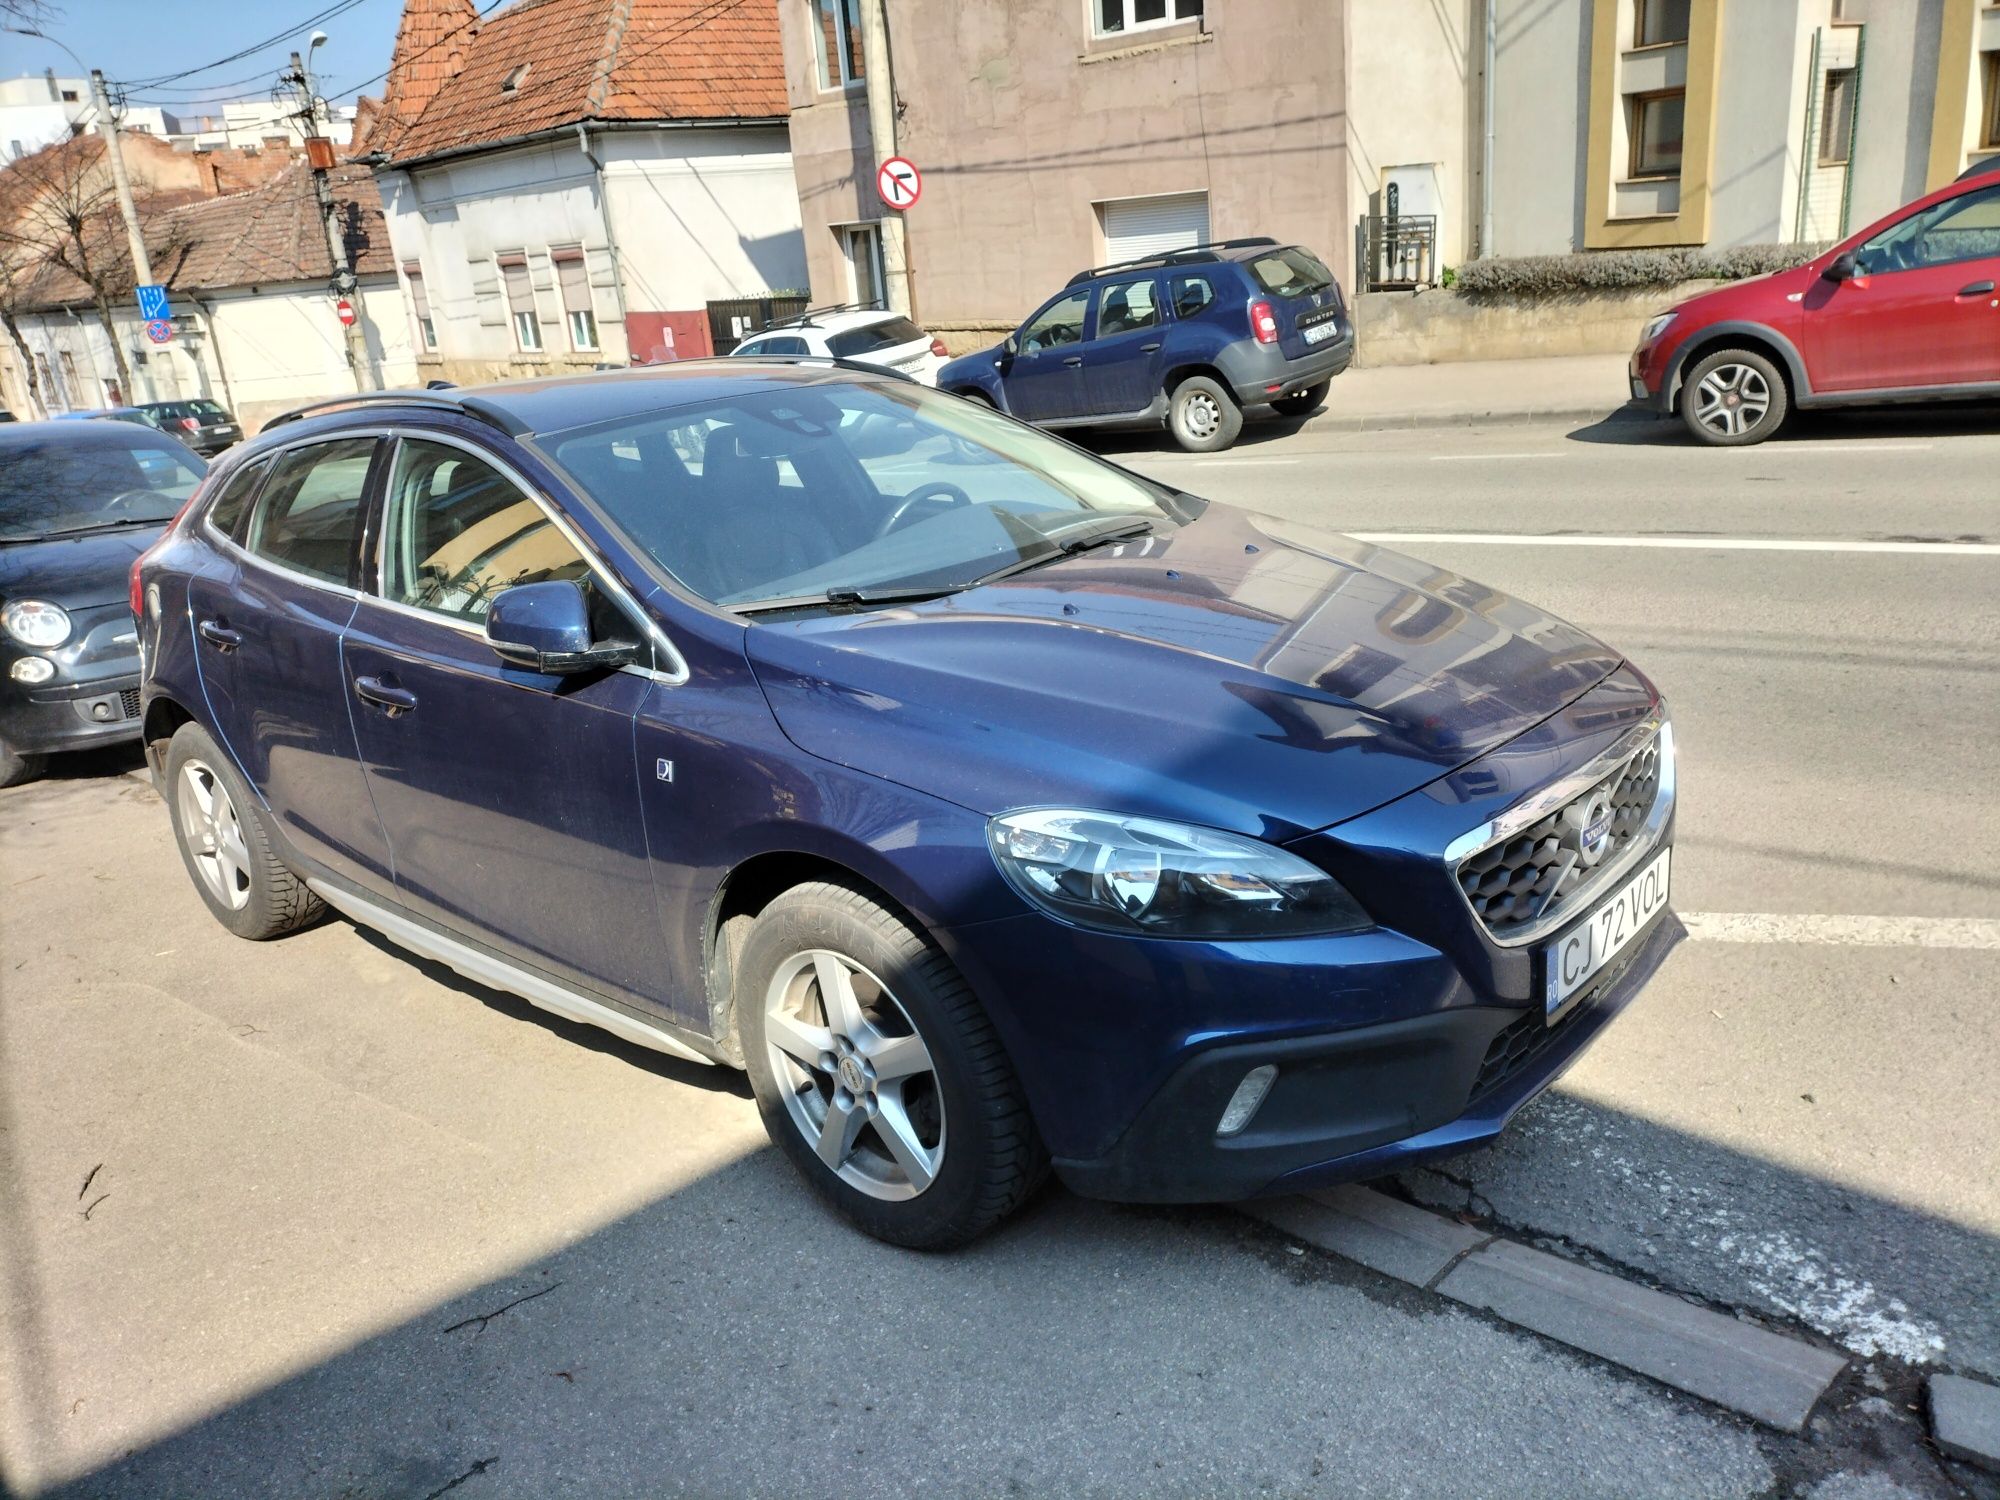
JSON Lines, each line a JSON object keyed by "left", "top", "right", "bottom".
{"left": 1632, "top": 158, "right": 2000, "bottom": 445}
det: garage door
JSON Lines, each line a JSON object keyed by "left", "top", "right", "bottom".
{"left": 1100, "top": 192, "right": 1211, "bottom": 262}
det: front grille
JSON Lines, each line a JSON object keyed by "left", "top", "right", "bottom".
{"left": 1468, "top": 948, "right": 1637, "bottom": 1104}
{"left": 118, "top": 688, "right": 141, "bottom": 721}
{"left": 1456, "top": 734, "right": 1662, "bottom": 938}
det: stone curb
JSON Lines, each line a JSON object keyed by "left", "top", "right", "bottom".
{"left": 1246, "top": 1187, "right": 1846, "bottom": 1434}
{"left": 1928, "top": 1373, "right": 2000, "bottom": 1472}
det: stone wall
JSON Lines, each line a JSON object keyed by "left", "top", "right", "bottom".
{"left": 1351, "top": 281, "right": 1724, "bottom": 367}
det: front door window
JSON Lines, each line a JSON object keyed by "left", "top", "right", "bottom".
{"left": 1852, "top": 184, "right": 2000, "bottom": 276}
{"left": 1019, "top": 291, "right": 1091, "bottom": 353}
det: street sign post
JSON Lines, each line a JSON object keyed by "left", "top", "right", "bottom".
{"left": 876, "top": 156, "right": 922, "bottom": 212}
{"left": 135, "top": 284, "right": 170, "bottom": 322}
{"left": 143, "top": 319, "right": 174, "bottom": 345}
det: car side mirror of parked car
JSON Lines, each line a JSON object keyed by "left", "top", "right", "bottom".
{"left": 484, "top": 580, "right": 639, "bottom": 675}
{"left": 998, "top": 334, "right": 1018, "bottom": 364}
{"left": 1823, "top": 251, "right": 1859, "bottom": 283}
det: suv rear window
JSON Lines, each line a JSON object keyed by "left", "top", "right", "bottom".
{"left": 827, "top": 317, "right": 927, "bottom": 357}
{"left": 1244, "top": 247, "right": 1335, "bottom": 298}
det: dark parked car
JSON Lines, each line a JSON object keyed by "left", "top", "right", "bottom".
{"left": 141, "top": 398, "right": 242, "bottom": 456}
{"left": 1, "top": 422, "right": 206, "bottom": 786}
{"left": 54, "top": 406, "right": 166, "bottom": 430}
{"left": 135, "top": 366, "right": 1678, "bottom": 1247}
{"left": 938, "top": 237, "right": 1356, "bottom": 452}
{"left": 1631, "top": 156, "right": 2000, "bottom": 445}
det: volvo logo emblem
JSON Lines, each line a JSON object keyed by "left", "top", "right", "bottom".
{"left": 1572, "top": 791, "right": 1615, "bottom": 867}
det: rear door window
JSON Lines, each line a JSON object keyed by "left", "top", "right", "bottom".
{"left": 1093, "top": 277, "right": 1161, "bottom": 337}
{"left": 243, "top": 438, "right": 378, "bottom": 586}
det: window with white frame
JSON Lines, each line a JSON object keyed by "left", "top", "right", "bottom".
{"left": 811, "top": 0, "right": 865, "bottom": 90}
{"left": 1094, "top": 0, "right": 1202, "bottom": 37}
{"left": 839, "top": 223, "right": 885, "bottom": 308}
{"left": 498, "top": 253, "right": 541, "bottom": 351}
{"left": 403, "top": 261, "right": 437, "bottom": 350}
{"left": 553, "top": 247, "right": 598, "bottom": 351}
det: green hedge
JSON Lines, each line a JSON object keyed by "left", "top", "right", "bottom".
{"left": 1454, "top": 243, "right": 1831, "bottom": 296}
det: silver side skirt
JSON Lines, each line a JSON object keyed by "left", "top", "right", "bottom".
{"left": 306, "top": 879, "right": 715, "bottom": 1068}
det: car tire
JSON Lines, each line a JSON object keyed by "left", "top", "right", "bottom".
{"left": 1679, "top": 348, "right": 1788, "bottom": 446}
{"left": 164, "top": 722, "right": 325, "bottom": 940}
{"left": 1270, "top": 380, "right": 1330, "bottom": 419}
{"left": 0, "top": 742, "right": 45, "bottom": 788}
{"left": 738, "top": 879, "right": 1048, "bottom": 1249}
{"left": 1169, "top": 375, "right": 1243, "bottom": 453}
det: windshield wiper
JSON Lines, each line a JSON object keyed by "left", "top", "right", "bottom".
{"left": 35, "top": 516, "right": 170, "bottom": 539}
{"left": 963, "top": 517, "right": 1156, "bottom": 588}
{"left": 735, "top": 583, "right": 967, "bottom": 616}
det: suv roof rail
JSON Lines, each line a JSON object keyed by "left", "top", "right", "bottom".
{"left": 761, "top": 300, "right": 889, "bottom": 332}
{"left": 725, "top": 353, "right": 919, "bottom": 384}
{"left": 262, "top": 389, "right": 528, "bottom": 436}
{"left": 1064, "top": 237, "right": 1281, "bottom": 287}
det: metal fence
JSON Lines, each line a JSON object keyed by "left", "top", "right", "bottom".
{"left": 1364, "top": 214, "right": 1438, "bottom": 291}
{"left": 705, "top": 293, "right": 810, "bottom": 355}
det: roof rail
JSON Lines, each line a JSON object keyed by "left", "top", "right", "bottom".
{"left": 726, "top": 353, "right": 920, "bottom": 384}
{"left": 262, "top": 389, "right": 528, "bottom": 436}
{"left": 1064, "top": 236, "right": 1282, "bottom": 287}
{"left": 761, "top": 300, "right": 888, "bottom": 332}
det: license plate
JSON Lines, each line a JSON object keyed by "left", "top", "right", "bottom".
{"left": 1303, "top": 321, "right": 1338, "bottom": 346}
{"left": 1545, "top": 848, "right": 1670, "bottom": 1014}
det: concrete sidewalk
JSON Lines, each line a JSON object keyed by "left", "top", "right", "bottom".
{"left": 1318, "top": 352, "right": 1634, "bottom": 431}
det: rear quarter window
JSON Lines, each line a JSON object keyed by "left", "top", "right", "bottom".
{"left": 205, "top": 456, "right": 273, "bottom": 540}
{"left": 1169, "top": 276, "right": 1217, "bottom": 320}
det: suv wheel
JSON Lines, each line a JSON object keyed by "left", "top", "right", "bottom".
{"left": 738, "top": 880, "right": 1048, "bottom": 1248}
{"left": 1680, "top": 348, "right": 1788, "bottom": 446}
{"left": 165, "top": 722, "right": 325, "bottom": 940}
{"left": 1169, "top": 375, "right": 1243, "bottom": 453}
{"left": 0, "top": 742, "right": 45, "bottom": 789}
{"left": 1270, "top": 380, "right": 1330, "bottom": 419}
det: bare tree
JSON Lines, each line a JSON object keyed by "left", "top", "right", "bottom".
{"left": 0, "top": 139, "right": 177, "bottom": 403}
{"left": 0, "top": 237, "right": 50, "bottom": 415}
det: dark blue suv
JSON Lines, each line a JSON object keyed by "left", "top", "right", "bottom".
{"left": 937, "top": 238, "right": 1356, "bottom": 452}
{"left": 134, "top": 364, "right": 1679, "bottom": 1248}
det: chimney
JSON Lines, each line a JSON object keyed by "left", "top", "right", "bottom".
{"left": 44, "top": 67, "right": 59, "bottom": 102}
{"left": 376, "top": 0, "right": 482, "bottom": 148}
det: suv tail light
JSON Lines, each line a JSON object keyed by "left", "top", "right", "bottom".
{"left": 930, "top": 338, "right": 949, "bottom": 358}
{"left": 1249, "top": 299, "right": 1279, "bottom": 345}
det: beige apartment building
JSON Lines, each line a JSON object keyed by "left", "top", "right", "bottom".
{"left": 776, "top": 0, "right": 1481, "bottom": 346}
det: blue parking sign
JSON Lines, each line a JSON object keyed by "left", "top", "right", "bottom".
{"left": 135, "top": 284, "right": 170, "bottom": 321}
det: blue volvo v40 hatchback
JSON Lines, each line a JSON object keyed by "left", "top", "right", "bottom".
{"left": 134, "top": 364, "right": 1680, "bottom": 1248}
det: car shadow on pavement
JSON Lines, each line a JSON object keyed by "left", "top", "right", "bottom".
{"left": 1566, "top": 402, "right": 2000, "bottom": 447}
{"left": 1079, "top": 410, "right": 1317, "bottom": 460}
{"left": 14, "top": 1085, "right": 1993, "bottom": 1499}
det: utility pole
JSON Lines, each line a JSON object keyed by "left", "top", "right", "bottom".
{"left": 89, "top": 68, "right": 155, "bottom": 401}
{"left": 856, "top": 0, "right": 911, "bottom": 317}
{"left": 291, "top": 48, "right": 372, "bottom": 391}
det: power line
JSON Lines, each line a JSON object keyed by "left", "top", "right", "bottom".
{"left": 121, "top": 0, "right": 370, "bottom": 89}
{"left": 308, "top": 0, "right": 508, "bottom": 105}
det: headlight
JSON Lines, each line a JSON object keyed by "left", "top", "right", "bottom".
{"left": 2, "top": 599, "right": 71, "bottom": 648}
{"left": 987, "top": 809, "right": 1371, "bottom": 938}
{"left": 1640, "top": 312, "right": 1677, "bottom": 345}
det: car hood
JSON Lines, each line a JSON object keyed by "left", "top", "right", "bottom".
{"left": 747, "top": 504, "right": 1622, "bottom": 839}
{"left": 0, "top": 523, "right": 165, "bottom": 610}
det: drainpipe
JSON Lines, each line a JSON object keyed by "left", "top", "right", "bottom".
{"left": 1480, "top": 0, "right": 1496, "bottom": 259}
{"left": 576, "top": 124, "right": 634, "bottom": 360}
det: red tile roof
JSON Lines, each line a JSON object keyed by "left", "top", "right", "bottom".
{"left": 383, "top": 0, "right": 787, "bottom": 165}
{"left": 372, "top": 0, "right": 484, "bottom": 155}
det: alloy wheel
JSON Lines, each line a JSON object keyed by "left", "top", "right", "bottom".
{"left": 177, "top": 759, "right": 252, "bottom": 911}
{"left": 1692, "top": 363, "right": 1772, "bottom": 438}
{"left": 763, "top": 948, "right": 944, "bottom": 1201}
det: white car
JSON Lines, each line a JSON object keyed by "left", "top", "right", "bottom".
{"left": 731, "top": 309, "right": 948, "bottom": 386}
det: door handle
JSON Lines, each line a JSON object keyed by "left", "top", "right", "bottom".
{"left": 1140, "top": 341, "right": 1162, "bottom": 352}
{"left": 1062, "top": 355, "right": 1084, "bottom": 366}
{"left": 1956, "top": 280, "right": 1995, "bottom": 296}
{"left": 353, "top": 675, "right": 418, "bottom": 717}
{"left": 197, "top": 619, "right": 242, "bottom": 652}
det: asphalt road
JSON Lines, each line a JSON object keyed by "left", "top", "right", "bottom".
{"left": 1, "top": 402, "right": 1995, "bottom": 1499}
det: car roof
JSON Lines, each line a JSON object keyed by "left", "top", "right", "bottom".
{"left": 0, "top": 419, "right": 202, "bottom": 454}
{"left": 1955, "top": 154, "right": 2000, "bottom": 183}
{"left": 262, "top": 359, "right": 915, "bottom": 441}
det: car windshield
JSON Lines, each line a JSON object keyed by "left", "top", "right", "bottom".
{"left": 0, "top": 438, "right": 205, "bottom": 541}
{"left": 534, "top": 379, "right": 1192, "bottom": 609}
{"left": 1245, "top": 247, "right": 1335, "bottom": 298}
{"left": 827, "top": 317, "right": 928, "bottom": 357}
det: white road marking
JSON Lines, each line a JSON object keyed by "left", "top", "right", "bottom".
{"left": 1427, "top": 452, "right": 1563, "bottom": 462}
{"left": 1348, "top": 532, "right": 2000, "bottom": 556}
{"left": 1681, "top": 913, "right": 2000, "bottom": 950}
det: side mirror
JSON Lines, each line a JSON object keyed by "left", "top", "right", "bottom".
{"left": 1822, "top": 251, "right": 1858, "bottom": 283}
{"left": 998, "top": 333, "right": 1018, "bottom": 363}
{"left": 484, "top": 580, "right": 639, "bottom": 675}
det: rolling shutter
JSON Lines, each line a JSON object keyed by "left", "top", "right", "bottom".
{"left": 1100, "top": 192, "right": 1211, "bottom": 261}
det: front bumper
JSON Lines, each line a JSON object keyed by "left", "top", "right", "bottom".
{"left": 0, "top": 671, "right": 144, "bottom": 754}
{"left": 1629, "top": 346, "right": 1674, "bottom": 412}
{"left": 1052, "top": 907, "right": 1681, "bottom": 1202}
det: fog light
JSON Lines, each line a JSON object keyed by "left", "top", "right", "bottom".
{"left": 90, "top": 699, "right": 113, "bottom": 720}
{"left": 9, "top": 656, "right": 54, "bottom": 684}
{"left": 1216, "top": 1064, "right": 1278, "bottom": 1138}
